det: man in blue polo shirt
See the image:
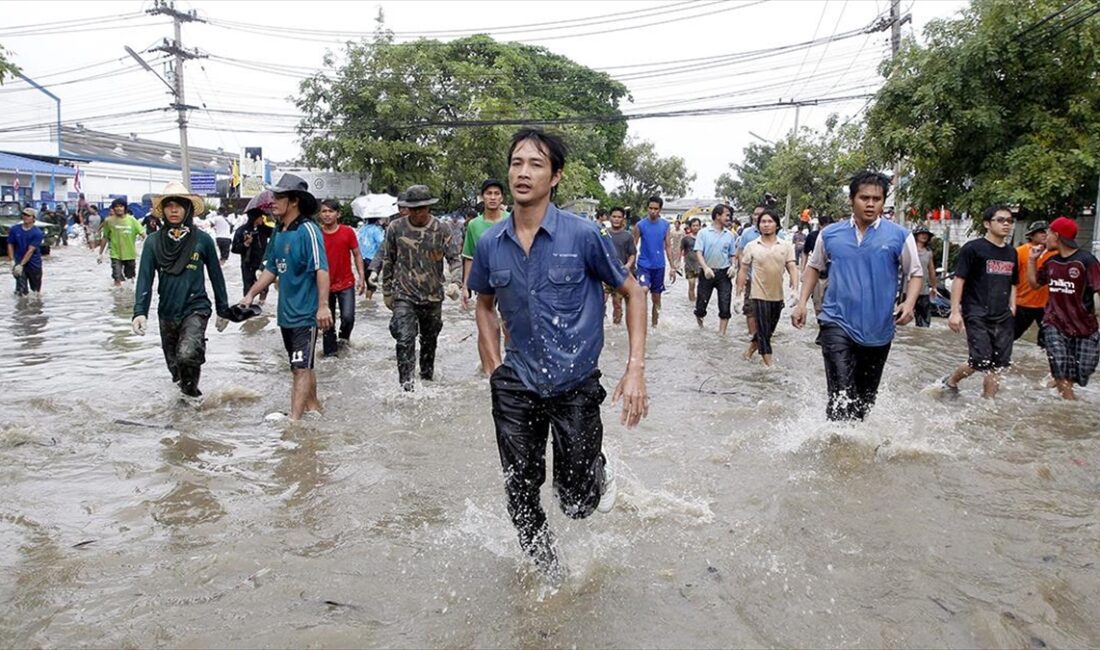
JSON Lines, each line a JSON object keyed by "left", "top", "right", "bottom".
{"left": 468, "top": 128, "right": 649, "bottom": 580}
{"left": 791, "top": 171, "right": 922, "bottom": 421}
{"left": 692, "top": 204, "right": 737, "bottom": 334}
{"left": 7, "top": 207, "right": 45, "bottom": 298}
{"left": 240, "top": 173, "right": 332, "bottom": 421}
{"left": 634, "top": 195, "right": 673, "bottom": 327}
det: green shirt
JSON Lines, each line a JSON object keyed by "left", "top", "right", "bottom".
{"left": 133, "top": 231, "right": 230, "bottom": 322}
{"left": 461, "top": 212, "right": 510, "bottom": 259}
{"left": 103, "top": 214, "right": 145, "bottom": 261}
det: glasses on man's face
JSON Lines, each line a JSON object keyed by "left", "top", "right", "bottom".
{"left": 992, "top": 217, "right": 1014, "bottom": 224}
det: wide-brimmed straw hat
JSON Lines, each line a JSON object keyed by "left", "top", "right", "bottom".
{"left": 152, "top": 180, "right": 206, "bottom": 218}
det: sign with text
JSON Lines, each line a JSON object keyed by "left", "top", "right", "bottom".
{"left": 190, "top": 173, "right": 217, "bottom": 195}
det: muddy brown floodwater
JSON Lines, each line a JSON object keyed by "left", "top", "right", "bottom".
{"left": 1, "top": 243, "right": 1098, "bottom": 648}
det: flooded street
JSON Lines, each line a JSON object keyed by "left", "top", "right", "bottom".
{"left": 2, "top": 243, "right": 1098, "bottom": 648}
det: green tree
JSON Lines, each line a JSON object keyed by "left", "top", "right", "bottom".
{"left": 717, "top": 115, "right": 874, "bottom": 220}
{"left": 0, "top": 44, "right": 20, "bottom": 84}
{"left": 866, "top": 0, "right": 1100, "bottom": 218}
{"left": 609, "top": 138, "right": 695, "bottom": 209}
{"left": 294, "top": 26, "right": 628, "bottom": 211}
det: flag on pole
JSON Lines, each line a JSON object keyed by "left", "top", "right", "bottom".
{"left": 231, "top": 160, "right": 240, "bottom": 188}
{"left": 12, "top": 172, "right": 20, "bottom": 193}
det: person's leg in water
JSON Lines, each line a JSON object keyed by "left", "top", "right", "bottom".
{"left": 715, "top": 272, "right": 733, "bottom": 335}
{"left": 282, "top": 326, "right": 320, "bottom": 418}
{"left": 547, "top": 371, "right": 608, "bottom": 522}
{"left": 819, "top": 323, "right": 861, "bottom": 421}
{"left": 753, "top": 299, "right": 783, "bottom": 366}
{"left": 336, "top": 286, "right": 355, "bottom": 346}
{"left": 851, "top": 342, "right": 892, "bottom": 420}
{"left": 417, "top": 302, "right": 443, "bottom": 381}
{"left": 693, "top": 271, "right": 715, "bottom": 328}
{"left": 160, "top": 318, "right": 182, "bottom": 384}
{"left": 914, "top": 294, "right": 931, "bottom": 328}
{"left": 322, "top": 290, "right": 341, "bottom": 357}
{"left": 174, "top": 312, "right": 209, "bottom": 397}
{"left": 389, "top": 300, "right": 419, "bottom": 390}
{"left": 490, "top": 365, "right": 559, "bottom": 574}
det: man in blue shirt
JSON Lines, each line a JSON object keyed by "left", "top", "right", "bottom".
{"left": 633, "top": 196, "right": 674, "bottom": 327}
{"left": 7, "top": 207, "right": 45, "bottom": 298}
{"left": 692, "top": 204, "right": 737, "bottom": 334}
{"left": 791, "top": 171, "right": 923, "bottom": 421}
{"left": 240, "top": 173, "right": 333, "bottom": 421}
{"left": 356, "top": 215, "right": 386, "bottom": 300}
{"left": 468, "top": 128, "right": 649, "bottom": 580}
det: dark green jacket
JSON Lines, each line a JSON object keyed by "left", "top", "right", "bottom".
{"left": 133, "top": 231, "right": 230, "bottom": 322}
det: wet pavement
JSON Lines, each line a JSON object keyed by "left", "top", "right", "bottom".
{"left": 1, "top": 243, "right": 1098, "bottom": 648}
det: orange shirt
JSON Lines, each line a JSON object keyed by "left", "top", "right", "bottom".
{"left": 1015, "top": 243, "right": 1056, "bottom": 308}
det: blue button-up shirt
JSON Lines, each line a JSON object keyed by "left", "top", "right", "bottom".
{"left": 468, "top": 204, "right": 628, "bottom": 397}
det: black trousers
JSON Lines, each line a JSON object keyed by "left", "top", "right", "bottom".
{"left": 694, "top": 271, "right": 732, "bottom": 320}
{"left": 159, "top": 312, "right": 209, "bottom": 392}
{"left": 490, "top": 364, "right": 607, "bottom": 553}
{"left": 1014, "top": 306, "right": 1046, "bottom": 347}
{"left": 752, "top": 298, "right": 784, "bottom": 355}
{"left": 388, "top": 299, "right": 443, "bottom": 386}
{"left": 914, "top": 294, "right": 932, "bottom": 328}
{"left": 818, "top": 323, "right": 891, "bottom": 421}
{"left": 14, "top": 266, "right": 42, "bottom": 295}
{"left": 322, "top": 286, "right": 356, "bottom": 355}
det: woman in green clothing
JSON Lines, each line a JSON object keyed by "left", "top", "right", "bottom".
{"left": 132, "top": 181, "right": 231, "bottom": 398}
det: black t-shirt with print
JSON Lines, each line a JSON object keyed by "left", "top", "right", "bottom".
{"left": 955, "top": 237, "right": 1018, "bottom": 321}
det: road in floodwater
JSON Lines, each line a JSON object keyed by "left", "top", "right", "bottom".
{"left": 1, "top": 242, "right": 1098, "bottom": 648}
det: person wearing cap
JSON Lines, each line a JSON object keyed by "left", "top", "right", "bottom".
{"left": 461, "top": 179, "right": 510, "bottom": 309}
{"left": 1014, "top": 219, "right": 1056, "bottom": 345}
{"left": 1026, "top": 216, "right": 1100, "bottom": 400}
{"left": 375, "top": 184, "right": 462, "bottom": 390}
{"left": 98, "top": 198, "right": 145, "bottom": 286}
{"left": 6, "top": 207, "right": 45, "bottom": 298}
{"left": 912, "top": 224, "right": 938, "bottom": 328}
{"left": 467, "top": 128, "right": 649, "bottom": 579}
{"left": 132, "top": 181, "right": 231, "bottom": 398}
{"left": 792, "top": 171, "right": 923, "bottom": 421}
{"left": 231, "top": 207, "right": 273, "bottom": 302}
{"left": 942, "top": 205, "right": 1018, "bottom": 399}
{"left": 239, "top": 173, "right": 333, "bottom": 419}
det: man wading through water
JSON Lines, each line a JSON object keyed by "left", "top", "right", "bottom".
{"left": 791, "top": 171, "right": 923, "bottom": 421}
{"left": 132, "top": 182, "right": 231, "bottom": 398}
{"left": 468, "top": 128, "right": 649, "bottom": 579}
{"left": 239, "top": 174, "right": 333, "bottom": 420}
{"left": 375, "top": 185, "right": 463, "bottom": 391}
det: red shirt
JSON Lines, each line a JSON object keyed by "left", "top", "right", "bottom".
{"left": 1037, "top": 250, "right": 1100, "bottom": 337}
{"left": 322, "top": 225, "right": 359, "bottom": 292}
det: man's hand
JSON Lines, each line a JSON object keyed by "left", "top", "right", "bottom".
{"left": 445, "top": 282, "right": 462, "bottom": 301}
{"left": 317, "top": 305, "right": 334, "bottom": 330}
{"left": 12, "top": 264, "right": 22, "bottom": 278}
{"left": 215, "top": 317, "right": 229, "bottom": 332}
{"left": 703, "top": 266, "right": 715, "bottom": 280}
{"left": 612, "top": 367, "right": 648, "bottom": 429}
{"left": 368, "top": 271, "right": 379, "bottom": 287}
{"left": 667, "top": 268, "right": 677, "bottom": 284}
{"left": 948, "top": 310, "right": 964, "bottom": 333}
{"left": 383, "top": 294, "right": 394, "bottom": 311}
{"left": 461, "top": 284, "right": 471, "bottom": 310}
{"left": 895, "top": 302, "right": 915, "bottom": 326}
{"left": 726, "top": 265, "right": 737, "bottom": 279}
{"left": 356, "top": 278, "right": 366, "bottom": 296}
{"left": 791, "top": 303, "right": 807, "bottom": 329}
{"left": 131, "top": 315, "right": 147, "bottom": 336}
{"left": 1029, "top": 243, "right": 1046, "bottom": 261}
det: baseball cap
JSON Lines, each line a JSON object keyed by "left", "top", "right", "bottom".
{"left": 480, "top": 178, "right": 504, "bottom": 195}
{"left": 1049, "top": 217, "right": 1079, "bottom": 249}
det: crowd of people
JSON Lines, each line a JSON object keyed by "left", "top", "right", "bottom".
{"left": 5, "top": 126, "right": 1099, "bottom": 580}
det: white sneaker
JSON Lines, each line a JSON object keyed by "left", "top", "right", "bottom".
{"left": 597, "top": 461, "right": 617, "bottom": 513}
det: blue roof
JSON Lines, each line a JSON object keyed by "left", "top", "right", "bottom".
{"left": 0, "top": 151, "right": 75, "bottom": 177}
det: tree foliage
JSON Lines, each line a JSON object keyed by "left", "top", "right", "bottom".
{"left": 608, "top": 138, "right": 695, "bottom": 209}
{"left": 866, "top": 0, "right": 1100, "bottom": 217}
{"left": 294, "top": 24, "right": 628, "bottom": 210}
{"left": 716, "top": 115, "right": 873, "bottom": 219}
{"left": 0, "top": 43, "right": 20, "bottom": 85}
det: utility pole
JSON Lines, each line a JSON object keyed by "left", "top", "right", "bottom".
{"left": 889, "top": 0, "right": 910, "bottom": 223}
{"left": 784, "top": 103, "right": 800, "bottom": 228}
{"left": 146, "top": 0, "right": 205, "bottom": 190}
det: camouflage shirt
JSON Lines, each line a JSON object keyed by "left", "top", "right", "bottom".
{"left": 378, "top": 216, "right": 462, "bottom": 303}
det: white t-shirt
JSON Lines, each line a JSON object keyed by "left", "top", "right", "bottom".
{"left": 212, "top": 214, "right": 232, "bottom": 238}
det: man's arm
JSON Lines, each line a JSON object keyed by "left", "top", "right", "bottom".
{"left": 625, "top": 253, "right": 636, "bottom": 270}
{"left": 353, "top": 246, "right": 366, "bottom": 295}
{"left": 1026, "top": 249, "right": 1043, "bottom": 289}
{"left": 948, "top": 277, "right": 966, "bottom": 332}
{"left": 241, "top": 270, "right": 277, "bottom": 304}
{"left": 380, "top": 228, "right": 396, "bottom": 297}
{"left": 315, "top": 268, "right": 333, "bottom": 330}
{"left": 791, "top": 265, "right": 820, "bottom": 328}
{"left": 736, "top": 260, "right": 750, "bottom": 296}
{"left": 475, "top": 293, "right": 502, "bottom": 373}
{"left": 786, "top": 260, "right": 799, "bottom": 292}
{"left": 614, "top": 275, "right": 649, "bottom": 428}
{"left": 5, "top": 242, "right": 13, "bottom": 262}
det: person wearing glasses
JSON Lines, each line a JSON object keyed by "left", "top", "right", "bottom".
{"left": 941, "top": 205, "right": 1019, "bottom": 399}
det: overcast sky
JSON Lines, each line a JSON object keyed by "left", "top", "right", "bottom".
{"left": 1, "top": 0, "right": 968, "bottom": 198}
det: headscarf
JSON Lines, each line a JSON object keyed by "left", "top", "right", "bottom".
{"left": 153, "top": 197, "right": 200, "bottom": 275}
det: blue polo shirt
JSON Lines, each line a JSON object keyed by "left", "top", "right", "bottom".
{"left": 468, "top": 204, "right": 628, "bottom": 397}
{"left": 693, "top": 225, "right": 736, "bottom": 269}
{"left": 265, "top": 215, "right": 328, "bottom": 328}
{"left": 7, "top": 225, "right": 44, "bottom": 269}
